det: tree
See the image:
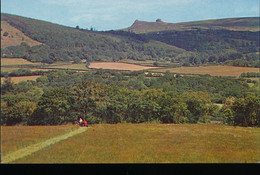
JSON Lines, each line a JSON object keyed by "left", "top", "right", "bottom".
{"left": 223, "top": 108, "right": 234, "bottom": 125}
{"left": 231, "top": 96, "right": 259, "bottom": 126}
{"left": 70, "top": 81, "right": 107, "bottom": 123}
{"left": 1, "top": 96, "right": 36, "bottom": 125}
{"left": 28, "top": 87, "right": 71, "bottom": 125}
{"left": 85, "top": 61, "right": 90, "bottom": 68}
{"left": 182, "top": 91, "right": 213, "bottom": 123}
{"left": 3, "top": 31, "right": 8, "bottom": 36}
{"left": 1, "top": 77, "right": 15, "bottom": 94}
{"left": 221, "top": 96, "right": 236, "bottom": 112}
{"left": 153, "top": 61, "right": 159, "bottom": 66}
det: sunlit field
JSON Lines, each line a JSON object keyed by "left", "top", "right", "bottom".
{"left": 48, "top": 63, "right": 89, "bottom": 70}
{"left": 1, "top": 75, "right": 42, "bottom": 84}
{"left": 1, "top": 21, "right": 42, "bottom": 48}
{"left": 89, "top": 62, "right": 157, "bottom": 71}
{"left": 7, "top": 124, "right": 260, "bottom": 163}
{"left": 154, "top": 65, "right": 260, "bottom": 77}
{"left": 1, "top": 58, "right": 41, "bottom": 66}
{"left": 1, "top": 125, "right": 77, "bottom": 155}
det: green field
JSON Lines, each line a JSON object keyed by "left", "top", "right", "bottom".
{"left": 2, "top": 124, "right": 259, "bottom": 163}
{"left": 1, "top": 125, "right": 77, "bottom": 155}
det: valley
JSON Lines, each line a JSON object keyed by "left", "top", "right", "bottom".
{"left": 1, "top": 12, "right": 259, "bottom": 164}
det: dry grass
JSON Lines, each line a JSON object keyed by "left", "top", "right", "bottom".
{"left": 154, "top": 65, "right": 260, "bottom": 77}
{"left": 1, "top": 21, "right": 42, "bottom": 48}
{"left": 119, "top": 59, "right": 155, "bottom": 64}
{"left": 1, "top": 75, "right": 42, "bottom": 84}
{"left": 48, "top": 63, "right": 89, "bottom": 70}
{"left": 11, "top": 124, "right": 260, "bottom": 163}
{"left": 1, "top": 58, "right": 41, "bottom": 66}
{"left": 1, "top": 67, "right": 52, "bottom": 72}
{"left": 89, "top": 62, "right": 156, "bottom": 71}
{"left": 1, "top": 125, "right": 78, "bottom": 155}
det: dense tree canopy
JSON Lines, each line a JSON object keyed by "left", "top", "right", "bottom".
{"left": 1, "top": 69, "right": 258, "bottom": 126}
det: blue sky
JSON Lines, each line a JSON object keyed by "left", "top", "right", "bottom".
{"left": 1, "top": 0, "right": 259, "bottom": 31}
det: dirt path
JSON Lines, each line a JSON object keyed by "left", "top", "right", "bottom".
{"left": 2, "top": 127, "right": 88, "bottom": 163}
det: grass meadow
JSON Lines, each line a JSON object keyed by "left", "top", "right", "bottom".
{"left": 1, "top": 21, "right": 42, "bottom": 49}
{"left": 48, "top": 63, "right": 89, "bottom": 70}
{"left": 1, "top": 125, "right": 78, "bottom": 155}
{"left": 1, "top": 75, "right": 42, "bottom": 84}
{"left": 5, "top": 124, "right": 259, "bottom": 163}
{"left": 153, "top": 65, "right": 260, "bottom": 77}
{"left": 89, "top": 62, "right": 156, "bottom": 71}
{"left": 1, "top": 58, "right": 42, "bottom": 66}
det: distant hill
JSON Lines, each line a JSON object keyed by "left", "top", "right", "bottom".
{"left": 123, "top": 17, "right": 260, "bottom": 33}
{"left": 1, "top": 21, "right": 42, "bottom": 48}
{"left": 1, "top": 13, "right": 259, "bottom": 67}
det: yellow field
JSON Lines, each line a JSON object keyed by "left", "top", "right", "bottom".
{"left": 48, "top": 63, "right": 89, "bottom": 70}
{"left": 154, "top": 65, "right": 260, "bottom": 77}
{"left": 1, "top": 75, "right": 42, "bottom": 84}
{"left": 119, "top": 59, "right": 155, "bottom": 64}
{"left": 1, "top": 125, "right": 77, "bottom": 155}
{"left": 1, "top": 58, "right": 41, "bottom": 66}
{"left": 1, "top": 21, "right": 42, "bottom": 48}
{"left": 4, "top": 124, "right": 259, "bottom": 163}
{"left": 89, "top": 62, "right": 157, "bottom": 71}
{"left": 1, "top": 67, "right": 52, "bottom": 72}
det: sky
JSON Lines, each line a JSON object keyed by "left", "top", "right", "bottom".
{"left": 1, "top": 0, "right": 259, "bottom": 31}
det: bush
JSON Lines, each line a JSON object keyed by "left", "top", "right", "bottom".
{"left": 3, "top": 32, "right": 8, "bottom": 36}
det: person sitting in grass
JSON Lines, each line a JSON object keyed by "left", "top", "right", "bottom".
{"left": 79, "top": 117, "right": 83, "bottom": 125}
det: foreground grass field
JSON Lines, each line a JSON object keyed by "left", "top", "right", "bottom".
{"left": 1, "top": 125, "right": 78, "bottom": 155}
{"left": 4, "top": 124, "right": 259, "bottom": 163}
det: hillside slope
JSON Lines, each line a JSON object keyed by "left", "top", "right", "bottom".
{"left": 1, "top": 13, "right": 185, "bottom": 63}
{"left": 124, "top": 17, "right": 260, "bottom": 33}
{"left": 1, "top": 13, "right": 259, "bottom": 67}
{"left": 1, "top": 21, "right": 42, "bottom": 48}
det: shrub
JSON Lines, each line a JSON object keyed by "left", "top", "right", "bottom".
{"left": 3, "top": 32, "right": 8, "bottom": 36}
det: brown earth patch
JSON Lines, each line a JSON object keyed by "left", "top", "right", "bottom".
{"left": 1, "top": 21, "right": 42, "bottom": 48}
{"left": 154, "top": 65, "right": 260, "bottom": 77}
{"left": 89, "top": 62, "right": 156, "bottom": 71}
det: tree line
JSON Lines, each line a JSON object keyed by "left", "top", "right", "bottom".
{"left": 143, "top": 29, "right": 260, "bottom": 67}
{"left": 1, "top": 70, "right": 259, "bottom": 126}
{"left": 1, "top": 68, "right": 50, "bottom": 77}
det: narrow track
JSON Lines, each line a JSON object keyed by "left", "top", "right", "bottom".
{"left": 2, "top": 127, "right": 88, "bottom": 163}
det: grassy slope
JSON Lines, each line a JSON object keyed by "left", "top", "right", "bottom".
{"left": 1, "top": 21, "right": 42, "bottom": 48}
{"left": 1, "top": 13, "right": 185, "bottom": 62}
{"left": 1, "top": 125, "right": 78, "bottom": 155}
{"left": 2, "top": 127, "right": 87, "bottom": 163}
{"left": 12, "top": 124, "right": 260, "bottom": 163}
